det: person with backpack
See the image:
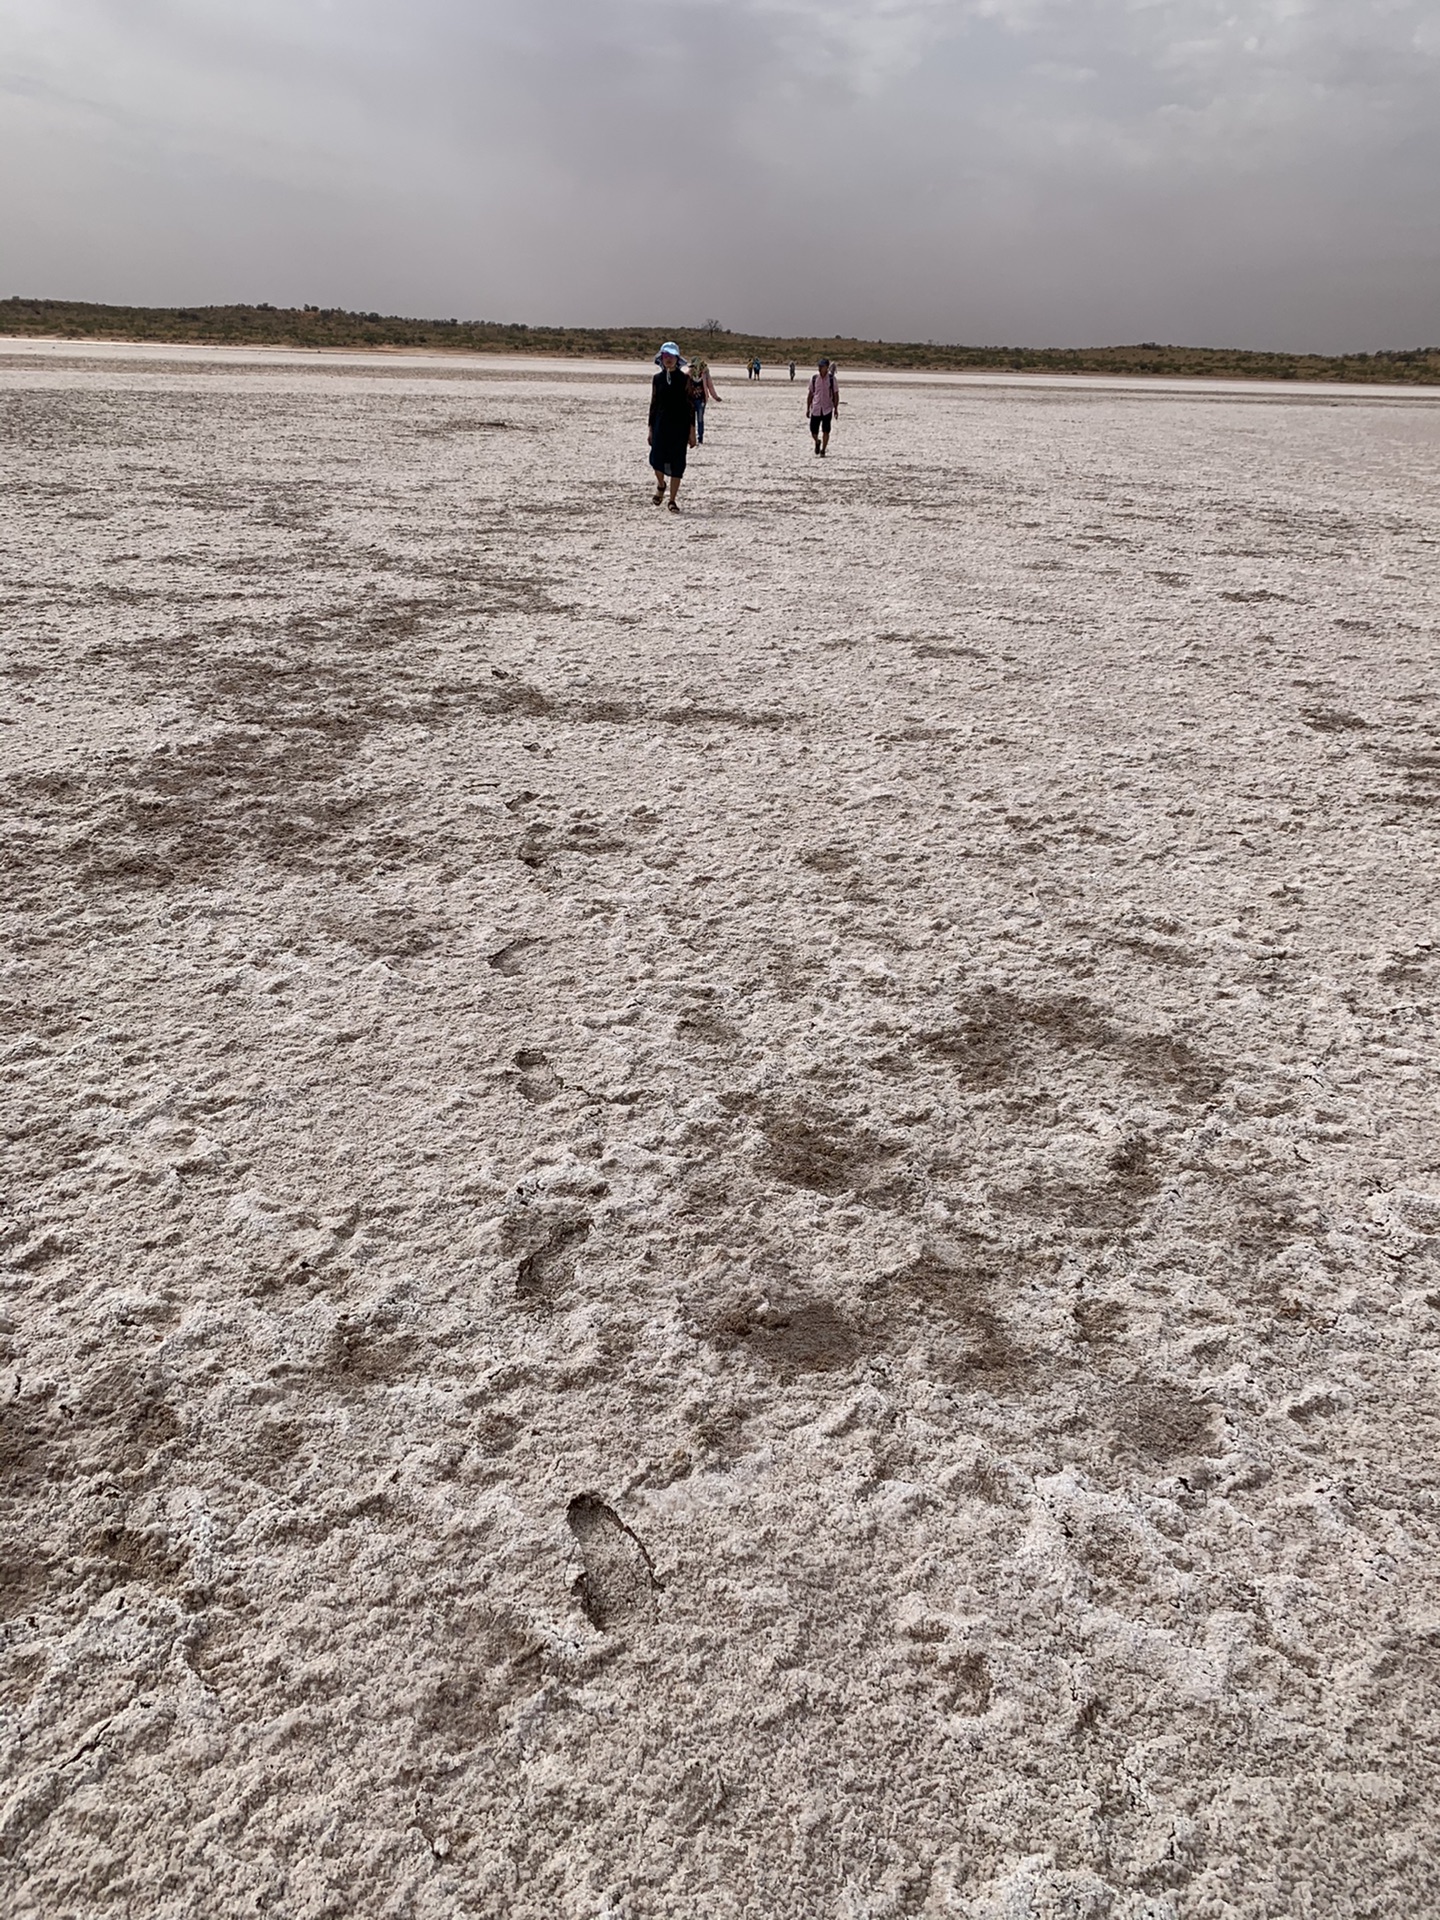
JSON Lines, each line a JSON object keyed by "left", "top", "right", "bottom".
{"left": 649, "top": 342, "right": 697, "bottom": 512}
{"left": 806, "top": 357, "right": 840, "bottom": 456}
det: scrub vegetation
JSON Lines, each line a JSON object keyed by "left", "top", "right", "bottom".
{"left": 4, "top": 296, "right": 1439, "bottom": 382}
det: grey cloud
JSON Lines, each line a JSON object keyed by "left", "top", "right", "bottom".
{"left": 1, "top": 0, "right": 1436, "bottom": 348}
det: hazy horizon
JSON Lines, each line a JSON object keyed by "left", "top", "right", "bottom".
{"left": 3, "top": 0, "right": 1438, "bottom": 356}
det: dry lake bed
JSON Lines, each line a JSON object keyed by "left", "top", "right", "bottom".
{"left": 1, "top": 343, "right": 1438, "bottom": 1919}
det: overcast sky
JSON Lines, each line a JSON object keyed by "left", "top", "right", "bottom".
{"left": 2, "top": 0, "right": 1437, "bottom": 351}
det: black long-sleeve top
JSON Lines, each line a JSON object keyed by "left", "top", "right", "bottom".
{"left": 649, "top": 368, "right": 695, "bottom": 443}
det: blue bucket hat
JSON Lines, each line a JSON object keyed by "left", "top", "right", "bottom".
{"left": 655, "top": 341, "right": 684, "bottom": 364}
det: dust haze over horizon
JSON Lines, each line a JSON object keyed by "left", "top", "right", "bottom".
{"left": 2, "top": 0, "right": 1438, "bottom": 356}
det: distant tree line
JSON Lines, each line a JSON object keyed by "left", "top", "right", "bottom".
{"left": 3, "top": 298, "right": 1437, "bottom": 384}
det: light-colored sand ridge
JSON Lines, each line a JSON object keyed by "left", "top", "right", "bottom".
{"left": 1, "top": 356, "right": 1437, "bottom": 1917}
{"left": 6, "top": 337, "right": 1439, "bottom": 399}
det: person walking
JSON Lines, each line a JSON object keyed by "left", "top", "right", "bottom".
{"left": 689, "top": 358, "right": 721, "bottom": 443}
{"left": 649, "top": 342, "right": 696, "bottom": 511}
{"left": 806, "top": 356, "right": 840, "bottom": 456}
{"left": 789, "top": 360, "right": 796, "bottom": 381}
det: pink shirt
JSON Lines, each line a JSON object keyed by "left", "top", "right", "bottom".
{"left": 808, "top": 371, "right": 838, "bottom": 416}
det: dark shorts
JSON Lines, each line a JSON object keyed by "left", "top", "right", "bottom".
{"left": 650, "top": 438, "right": 688, "bottom": 478}
{"left": 809, "top": 412, "right": 833, "bottom": 435}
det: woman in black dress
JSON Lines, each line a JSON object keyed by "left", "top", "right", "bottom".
{"left": 649, "top": 343, "right": 697, "bottom": 513}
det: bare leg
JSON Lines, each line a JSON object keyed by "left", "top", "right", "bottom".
{"left": 668, "top": 472, "right": 682, "bottom": 509}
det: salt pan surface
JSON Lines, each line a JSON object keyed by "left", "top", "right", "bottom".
{"left": 1, "top": 345, "right": 1437, "bottom": 1917}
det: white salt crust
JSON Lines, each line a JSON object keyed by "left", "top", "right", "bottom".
{"left": 0, "top": 348, "right": 1437, "bottom": 1918}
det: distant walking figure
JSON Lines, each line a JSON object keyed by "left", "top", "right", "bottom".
{"left": 649, "top": 342, "right": 696, "bottom": 511}
{"left": 789, "top": 361, "right": 796, "bottom": 381}
{"left": 807, "top": 357, "right": 839, "bottom": 456}
{"left": 689, "top": 358, "right": 721, "bottom": 443}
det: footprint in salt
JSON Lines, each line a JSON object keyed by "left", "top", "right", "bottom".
{"left": 565, "top": 1494, "right": 659, "bottom": 1631}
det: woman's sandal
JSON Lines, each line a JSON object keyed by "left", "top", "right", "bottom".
{"left": 667, "top": 500, "right": 681, "bottom": 513}
{"left": 652, "top": 486, "right": 665, "bottom": 505}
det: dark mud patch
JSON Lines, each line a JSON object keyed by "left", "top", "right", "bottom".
{"left": 321, "top": 1316, "right": 421, "bottom": 1391}
{"left": 995, "top": 1176, "right": 1151, "bottom": 1232}
{"left": 754, "top": 1103, "right": 916, "bottom": 1210}
{"left": 677, "top": 1008, "right": 742, "bottom": 1048}
{"left": 798, "top": 846, "right": 858, "bottom": 875}
{"left": 413, "top": 416, "right": 518, "bottom": 439}
{"left": 759, "top": 1110, "right": 879, "bottom": 1196}
{"left": 483, "top": 680, "right": 556, "bottom": 719}
{"left": 708, "top": 1291, "right": 860, "bottom": 1378}
{"left": 1068, "top": 1510, "right": 1161, "bottom": 1605}
{"left": 481, "top": 685, "right": 789, "bottom": 733}
{"left": 0, "top": 569, "right": 566, "bottom": 896}
{"left": 85, "top": 1370, "right": 183, "bottom": 1475}
{"left": 0, "top": 988, "right": 79, "bottom": 1040}
{"left": 1073, "top": 1296, "right": 1129, "bottom": 1348}
{"left": 654, "top": 704, "right": 788, "bottom": 731}
{"left": 685, "top": 1400, "right": 753, "bottom": 1463}
{"left": 88, "top": 1522, "right": 188, "bottom": 1593}
{"left": 1381, "top": 746, "right": 1440, "bottom": 805}
{"left": 913, "top": 1014, "right": 1022, "bottom": 1088}
{"left": 1377, "top": 949, "right": 1437, "bottom": 987}
{"left": 878, "top": 631, "right": 987, "bottom": 663}
{"left": 917, "top": 989, "right": 1222, "bottom": 1106}
{"left": 0, "top": 1393, "right": 63, "bottom": 1495}
{"left": 240, "top": 1418, "right": 315, "bottom": 1488}
{"left": 1110, "top": 1380, "right": 1221, "bottom": 1463}
{"left": 998, "top": 1134, "right": 1161, "bottom": 1234}
{"left": 880, "top": 725, "right": 961, "bottom": 744}
{"left": 1113, "top": 1031, "right": 1222, "bottom": 1100}
{"left": 0, "top": 1544, "right": 53, "bottom": 1621}
{"left": 883, "top": 1253, "right": 1033, "bottom": 1387}
{"left": 6, "top": 731, "right": 418, "bottom": 897}
{"left": 3, "top": 1367, "right": 180, "bottom": 1494}
{"left": 940, "top": 1651, "right": 998, "bottom": 1712}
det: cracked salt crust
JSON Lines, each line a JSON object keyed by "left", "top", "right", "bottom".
{"left": 0, "top": 348, "right": 1438, "bottom": 1918}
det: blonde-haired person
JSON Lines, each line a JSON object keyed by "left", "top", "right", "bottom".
{"left": 688, "top": 359, "right": 722, "bottom": 443}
